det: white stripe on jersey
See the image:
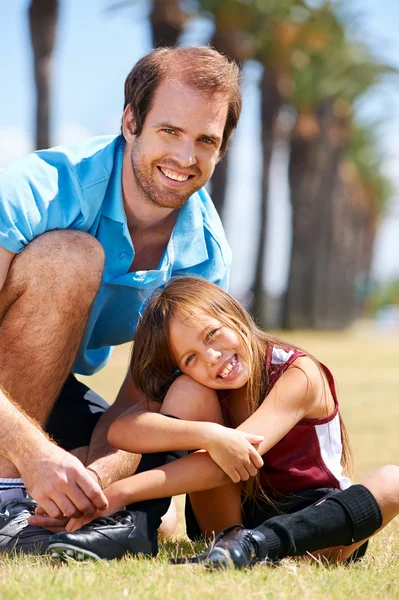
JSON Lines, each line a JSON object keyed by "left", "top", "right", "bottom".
{"left": 271, "top": 347, "right": 295, "bottom": 365}
{"left": 315, "top": 414, "right": 351, "bottom": 490}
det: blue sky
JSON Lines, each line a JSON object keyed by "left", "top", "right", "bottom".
{"left": 0, "top": 0, "right": 398, "bottom": 296}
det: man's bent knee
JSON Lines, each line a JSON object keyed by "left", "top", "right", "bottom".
{"left": 3, "top": 231, "right": 105, "bottom": 303}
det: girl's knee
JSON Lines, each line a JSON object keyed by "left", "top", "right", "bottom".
{"left": 363, "top": 465, "right": 399, "bottom": 514}
{"left": 372, "top": 465, "right": 399, "bottom": 496}
{"left": 161, "top": 375, "right": 223, "bottom": 423}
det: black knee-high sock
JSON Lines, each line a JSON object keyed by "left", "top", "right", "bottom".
{"left": 255, "top": 485, "right": 382, "bottom": 559}
{"left": 125, "top": 451, "right": 188, "bottom": 544}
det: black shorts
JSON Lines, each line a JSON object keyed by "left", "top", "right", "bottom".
{"left": 185, "top": 487, "right": 369, "bottom": 560}
{"left": 45, "top": 374, "right": 109, "bottom": 450}
{"left": 185, "top": 486, "right": 340, "bottom": 538}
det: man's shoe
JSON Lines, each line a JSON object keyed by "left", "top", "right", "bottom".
{"left": 170, "top": 524, "right": 274, "bottom": 570}
{"left": 0, "top": 488, "right": 52, "bottom": 555}
{"left": 48, "top": 510, "right": 158, "bottom": 561}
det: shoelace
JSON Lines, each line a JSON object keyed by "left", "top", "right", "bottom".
{"left": 169, "top": 524, "right": 245, "bottom": 564}
{"left": 0, "top": 497, "right": 38, "bottom": 519}
{"left": 84, "top": 510, "right": 135, "bottom": 528}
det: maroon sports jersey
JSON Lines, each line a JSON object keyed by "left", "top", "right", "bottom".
{"left": 218, "top": 346, "right": 350, "bottom": 497}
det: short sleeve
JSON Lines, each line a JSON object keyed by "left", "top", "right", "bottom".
{"left": 0, "top": 152, "right": 86, "bottom": 253}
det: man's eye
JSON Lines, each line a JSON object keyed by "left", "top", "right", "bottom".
{"left": 163, "top": 128, "right": 176, "bottom": 135}
{"left": 201, "top": 137, "right": 214, "bottom": 145}
{"left": 185, "top": 353, "right": 196, "bottom": 366}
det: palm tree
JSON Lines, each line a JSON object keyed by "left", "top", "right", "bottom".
{"left": 199, "top": 0, "right": 255, "bottom": 217}
{"left": 29, "top": 0, "right": 59, "bottom": 150}
{"left": 344, "top": 123, "right": 392, "bottom": 307}
{"left": 284, "top": 19, "right": 396, "bottom": 328}
{"left": 196, "top": 1, "right": 308, "bottom": 316}
{"left": 149, "top": 0, "right": 187, "bottom": 47}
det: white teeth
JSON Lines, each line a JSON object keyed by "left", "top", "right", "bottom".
{"left": 218, "top": 356, "right": 237, "bottom": 379}
{"left": 160, "top": 168, "right": 189, "bottom": 182}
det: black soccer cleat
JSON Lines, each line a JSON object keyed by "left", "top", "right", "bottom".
{"left": 204, "top": 525, "right": 270, "bottom": 569}
{"left": 170, "top": 524, "right": 275, "bottom": 570}
{"left": 47, "top": 510, "right": 158, "bottom": 561}
{"left": 0, "top": 488, "right": 53, "bottom": 555}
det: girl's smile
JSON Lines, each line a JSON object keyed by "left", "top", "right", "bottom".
{"left": 169, "top": 312, "right": 250, "bottom": 389}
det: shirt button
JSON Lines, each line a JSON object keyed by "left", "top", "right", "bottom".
{"left": 120, "top": 253, "right": 128, "bottom": 260}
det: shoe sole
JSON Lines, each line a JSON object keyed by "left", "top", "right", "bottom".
{"left": 48, "top": 543, "right": 102, "bottom": 562}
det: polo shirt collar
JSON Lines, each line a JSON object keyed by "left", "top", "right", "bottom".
{"left": 170, "top": 193, "right": 208, "bottom": 269}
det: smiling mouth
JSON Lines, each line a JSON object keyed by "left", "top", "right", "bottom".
{"left": 217, "top": 354, "right": 238, "bottom": 379}
{"left": 158, "top": 166, "right": 194, "bottom": 183}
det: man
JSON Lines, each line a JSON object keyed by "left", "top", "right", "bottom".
{"left": 0, "top": 46, "right": 241, "bottom": 554}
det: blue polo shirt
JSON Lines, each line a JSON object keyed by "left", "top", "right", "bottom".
{"left": 0, "top": 135, "right": 231, "bottom": 375}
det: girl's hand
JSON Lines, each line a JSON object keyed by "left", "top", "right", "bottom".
{"left": 28, "top": 508, "right": 70, "bottom": 533}
{"left": 65, "top": 481, "right": 128, "bottom": 532}
{"left": 204, "top": 424, "right": 264, "bottom": 483}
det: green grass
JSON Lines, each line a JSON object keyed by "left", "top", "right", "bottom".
{"left": 2, "top": 325, "right": 399, "bottom": 599}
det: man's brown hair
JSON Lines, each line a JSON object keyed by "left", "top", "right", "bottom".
{"left": 123, "top": 46, "right": 242, "bottom": 159}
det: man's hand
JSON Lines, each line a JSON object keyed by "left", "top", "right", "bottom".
{"left": 203, "top": 424, "right": 264, "bottom": 483}
{"left": 32, "top": 477, "right": 129, "bottom": 533}
{"left": 21, "top": 442, "right": 108, "bottom": 523}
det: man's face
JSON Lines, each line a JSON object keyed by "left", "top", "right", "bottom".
{"left": 127, "top": 80, "right": 229, "bottom": 210}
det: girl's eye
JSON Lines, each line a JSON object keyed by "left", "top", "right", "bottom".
{"left": 206, "top": 328, "right": 219, "bottom": 341}
{"left": 185, "top": 353, "right": 196, "bottom": 366}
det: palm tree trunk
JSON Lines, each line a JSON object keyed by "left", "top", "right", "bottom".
{"left": 207, "top": 26, "right": 248, "bottom": 219}
{"left": 209, "top": 21, "right": 252, "bottom": 218}
{"left": 210, "top": 158, "right": 229, "bottom": 218}
{"left": 29, "top": 0, "right": 59, "bottom": 150}
{"left": 284, "top": 101, "right": 351, "bottom": 329}
{"left": 251, "top": 63, "right": 283, "bottom": 325}
{"left": 149, "top": 0, "right": 186, "bottom": 47}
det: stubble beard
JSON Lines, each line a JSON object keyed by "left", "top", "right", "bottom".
{"left": 130, "top": 145, "right": 205, "bottom": 210}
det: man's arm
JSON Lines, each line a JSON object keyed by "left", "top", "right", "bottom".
{"left": 0, "top": 239, "right": 109, "bottom": 520}
{"left": 0, "top": 383, "right": 108, "bottom": 518}
{"left": 84, "top": 369, "right": 161, "bottom": 488}
{"left": 29, "top": 369, "right": 163, "bottom": 530}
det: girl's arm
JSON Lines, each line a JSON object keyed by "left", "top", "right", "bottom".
{"left": 236, "top": 356, "right": 335, "bottom": 455}
{"left": 108, "top": 411, "right": 263, "bottom": 484}
{"left": 108, "top": 375, "right": 264, "bottom": 483}
{"left": 66, "top": 450, "right": 229, "bottom": 531}
{"left": 109, "top": 409, "right": 219, "bottom": 453}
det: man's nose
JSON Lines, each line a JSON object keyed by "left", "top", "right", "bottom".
{"left": 173, "top": 139, "right": 196, "bottom": 167}
{"left": 204, "top": 348, "right": 222, "bottom": 365}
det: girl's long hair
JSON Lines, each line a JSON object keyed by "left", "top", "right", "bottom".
{"left": 131, "top": 277, "right": 353, "bottom": 500}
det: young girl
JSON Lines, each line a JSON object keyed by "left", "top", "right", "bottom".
{"left": 48, "top": 277, "right": 399, "bottom": 566}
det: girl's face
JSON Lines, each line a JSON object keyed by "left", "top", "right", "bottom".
{"left": 169, "top": 311, "right": 250, "bottom": 389}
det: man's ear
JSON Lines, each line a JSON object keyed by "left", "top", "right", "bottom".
{"left": 122, "top": 106, "right": 137, "bottom": 143}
